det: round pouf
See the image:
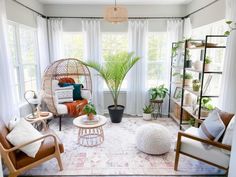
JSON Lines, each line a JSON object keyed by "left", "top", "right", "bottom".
{"left": 135, "top": 124, "right": 171, "bottom": 155}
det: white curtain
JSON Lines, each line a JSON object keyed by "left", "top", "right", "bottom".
{"left": 219, "top": 0, "right": 236, "bottom": 114}
{"left": 37, "top": 16, "right": 50, "bottom": 76}
{"left": 82, "top": 20, "right": 104, "bottom": 114}
{"left": 126, "top": 20, "right": 148, "bottom": 116}
{"left": 0, "top": 0, "right": 19, "bottom": 176}
{"left": 183, "top": 17, "right": 192, "bottom": 39}
{"left": 48, "top": 18, "right": 64, "bottom": 62}
{"left": 165, "top": 19, "right": 183, "bottom": 114}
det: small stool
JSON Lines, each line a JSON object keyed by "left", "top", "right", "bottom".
{"left": 150, "top": 100, "right": 163, "bottom": 119}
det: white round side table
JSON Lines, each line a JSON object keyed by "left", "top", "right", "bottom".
{"left": 73, "top": 115, "right": 107, "bottom": 147}
{"left": 25, "top": 111, "right": 53, "bottom": 131}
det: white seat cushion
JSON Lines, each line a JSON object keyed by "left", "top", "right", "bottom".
{"left": 56, "top": 104, "right": 68, "bottom": 115}
{"left": 180, "top": 127, "right": 230, "bottom": 168}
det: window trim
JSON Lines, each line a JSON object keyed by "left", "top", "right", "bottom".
{"left": 8, "top": 21, "right": 40, "bottom": 104}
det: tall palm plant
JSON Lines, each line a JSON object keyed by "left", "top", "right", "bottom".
{"left": 82, "top": 52, "right": 140, "bottom": 122}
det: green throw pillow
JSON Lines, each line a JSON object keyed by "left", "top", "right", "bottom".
{"left": 73, "top": 84, "right": 83, "bottom": 100}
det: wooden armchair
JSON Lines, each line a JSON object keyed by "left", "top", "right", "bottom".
{"left": 174, "top": 127, "right": 231, "bottom": 173}
{"left": 0, "top": 120, "right": 64, "bottom": 177}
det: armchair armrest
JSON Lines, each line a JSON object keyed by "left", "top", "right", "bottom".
{"left": 5, "top": 134, "right": 59, "bottom": 153}
{"left": 177, "top": 131, "right": 231, "bottom": 151}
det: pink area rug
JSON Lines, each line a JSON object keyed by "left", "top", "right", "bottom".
{"left": 23, "top": 117, "right": 224, "bottom": 176}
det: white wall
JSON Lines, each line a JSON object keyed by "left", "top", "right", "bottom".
{"left": 186, "top": 0, "right": 226, "bottom": 28}
{"left": 5, "top": 0, "right": 44, "bottom": 27}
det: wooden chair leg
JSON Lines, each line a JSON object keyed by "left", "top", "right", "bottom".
{"left": 174, "top": 150, "right": 180, "bottom": 171}
{"left": 56, "top": 155, "right": 63, "bottom": 171}
{"left": 59, "top": 116, "right": 62, "bottom": 131}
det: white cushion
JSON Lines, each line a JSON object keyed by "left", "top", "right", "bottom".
{"left": 55, "top": 89, "right": 73, "bottom": 103}
{"left": 81, "top": 89, "right": 92, "bottom": 100}
{"left": 198, "top": 110, "right": 225, "bottom": 142}
{"left": 8, "top": 117, "right": 20, "bottom": 131}
{"left": 56, "top": 103, "right": 68, "bottom": 115}
{"left": 181, "top": 127, "right": 230, "bottom": 168}
{"left": 52, "top": 80, "right": 60, "bottom": 92}
{"left": 222, "top": 116, "right": 235, "bottom": 154}
{"left": 6, "top": 118, "right": 43, "bottom": 158}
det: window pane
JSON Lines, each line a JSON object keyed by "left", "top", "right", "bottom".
{"left": 19, "top": 27, "right": 36, "bottom": 64}
{"left": 147, "top": 32, "right": 168, "bottom": 88}
{"left": 63, "top": 32, "right": 84, "bottom": 59}
{"left": 23, "top": 65, "right": 37, "bottom": 92}
{"left": 102, "top": 33, "right": 128, "bottom": 90}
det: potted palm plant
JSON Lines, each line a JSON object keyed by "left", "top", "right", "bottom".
{"left": 82, "top": 52, "right": 140, "bottom": 123}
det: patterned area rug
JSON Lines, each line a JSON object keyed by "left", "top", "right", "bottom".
{"left": 23, "top": 117, "right": 224, "bottom": 176}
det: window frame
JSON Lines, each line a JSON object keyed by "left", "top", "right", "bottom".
{"left": 8, "top": 21, "right": 40, "bottom": 104}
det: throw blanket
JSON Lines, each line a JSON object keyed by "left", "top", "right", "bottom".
{"left": 64, "top": 99, "right": 88, "bottom": 117}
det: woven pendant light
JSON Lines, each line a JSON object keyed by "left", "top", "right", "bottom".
{"left": 104, "top": 0, "right": 128, "bottom": 24}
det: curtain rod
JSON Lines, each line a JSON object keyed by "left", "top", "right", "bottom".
{"left": 13, "top": 0, "right": 46, "bottom": 18}
{"left": 184, "top": 0, "right": 220, "bottom": 18}
{"left": 13, "top": 0, "right": 219, "bottom": 20}
{"left": 45, "top": 16, "right": 183, "bottom": 19}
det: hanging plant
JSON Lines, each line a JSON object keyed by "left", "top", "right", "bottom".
{"left": 224, "top": 20, "right": 236, "bottom": 36}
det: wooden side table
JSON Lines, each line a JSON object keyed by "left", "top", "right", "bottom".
{"left": 25, "top": 112, "right": 53, "bottom": 131}
{"left": 150, "top": 100, "right": 163, "bottom": 119}
{"left": 73, "top": 115, "right": 107, "bottom": 147}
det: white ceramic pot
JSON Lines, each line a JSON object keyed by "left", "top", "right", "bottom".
{"left": 204, "top": 64, "right": 210, "bottom": 72}
{"left": 143, "top": 113, "right": 152, "bottom": 121}
{"left": 184, "top": 93, "right": 192, "bottom": 106}
{"left": 184, "top": 79, "right": 192, "bottom": 87}
{"left": 193, "top": 60, "right": 203, "bottom": 71}
{"left": 201, "top": 109, "right": 210, "bottom": 117}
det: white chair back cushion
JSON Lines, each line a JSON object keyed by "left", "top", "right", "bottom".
{"left": 222, "top": 116, "right": 235, "bottom": 154}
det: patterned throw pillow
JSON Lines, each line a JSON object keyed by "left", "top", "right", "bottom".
{"left": 55, "top": 86, "right": 73, "bottom": 104}
{"left": 198, "top": 110, "right": 225, "bottom": 144}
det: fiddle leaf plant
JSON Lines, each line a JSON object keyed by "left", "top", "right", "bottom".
{"left": 82, "top": 52, "right": 140, "bottom": 109}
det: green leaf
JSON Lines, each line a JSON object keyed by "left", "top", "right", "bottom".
{"left": 226, "top": 21, "right": 233, "bottom": 24}
{"left": 224, "top": 31, "right": 230, "bottom": 36}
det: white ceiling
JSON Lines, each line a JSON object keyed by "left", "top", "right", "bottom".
{"left": 37, "top": 0, "right": 193, "bottom": 5}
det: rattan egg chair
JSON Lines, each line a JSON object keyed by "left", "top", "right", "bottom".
{"left": 42, "top": 58, "right": 92, "bottom": 130}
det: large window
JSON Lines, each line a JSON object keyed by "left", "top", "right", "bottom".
{"left": 147, "top": 32, "right": 168, "bottom": 88}
{"left": 63, "top": 32, "right": 84, "bottom": 59}
{"left": 102, "top": 32, "right": 128, "bottom": 90}
{"left": 8, "top": 22, "right": 39, "bottom": 103}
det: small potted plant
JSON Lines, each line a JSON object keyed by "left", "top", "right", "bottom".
{"left": 183, "top": 73, "right": 193, "bottom": 87}
{"left": 143, "top": 105, "right": 153, "bottom": 121}
{"left": 185, "top": 49, "right": 192, "bottom": 68}
{"left": 149, "top": 85, "right": 168, "bottom": 101}
{"left": 189, "top": 117, "right": 195, "bottom": 127}
{"left": 204, "top": 56, "right": 212, "bottom": 72}
{"left": 192, "top": 79, "right": 201, "bottom": 92}
{"left": 83, "top": 103, "right": 97, "bottom": 120}
{"left": 200, "top": 98, "right": 214, "bottom": 117}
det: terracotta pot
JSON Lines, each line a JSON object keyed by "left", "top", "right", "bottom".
{"left": 143, "top": 113, "right": 152, "bottom": 121}
{"left": 204, "top": 64, "right": 210, "bottom": 72}
{"left": 184, "top": 79, "right": 192, "bottom": 86}
{"left": 88, "top": 113, "right": 94, "bottom": 120}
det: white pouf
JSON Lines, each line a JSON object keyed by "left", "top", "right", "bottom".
{"left": 135, "top": 124, "right": 171, "bottom": 155}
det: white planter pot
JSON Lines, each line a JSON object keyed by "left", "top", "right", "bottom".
{"left": 193, "top": 61, "right": 203, "bottom": 71}
{"left": 184, "top": 79, "right": 192, "bottom": 87}
{"left": 204, "top": 64, "right": 210, "bottom": 72}
{"left": 143, "top": 113, "right": 152, "bottom": 121}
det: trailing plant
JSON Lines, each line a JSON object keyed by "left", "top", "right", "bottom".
{"left": 172, "top": 41, "right": 183, "bottom": 57}
{"left": 143, "top": 105, "right": 154, "bottom": 114}
{"left": 201, "top": 98, "right": 214, "bottom": 111}
{"left": 82, "top": 52, "right": 140, "bottom": 109}
{"left": 189, "top": 117, "right": 195, "bottom": 126}
{"left": 224, "top": 20, "right": 236, "bottom": 36}
{"left": 182, "top": 73, "right": 193, "bottom": 80}
{"left": 205, "top": 56, "right": 212, "bottom": 64}
{"left": 149, "top": 84, "right": 168, "bottom": 100}
{"left": 82, "top": 103, "right": 97, "bottom": 116}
